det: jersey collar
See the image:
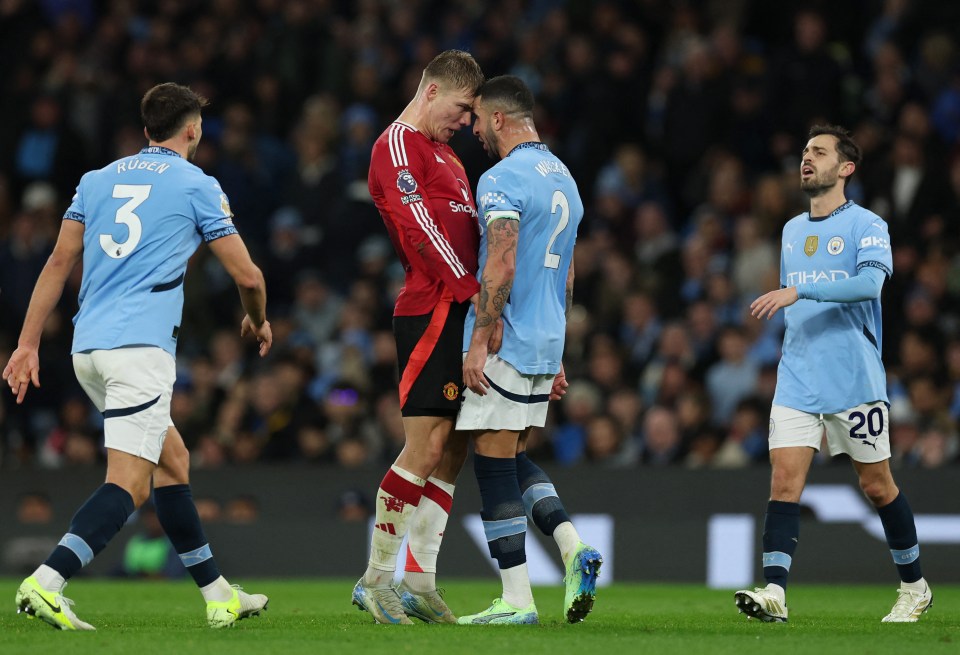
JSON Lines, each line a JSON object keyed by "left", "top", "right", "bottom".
{"left": 808, "top": 199, "right": 853, "bottom": 222}
{"left": 140, "top": 146, "right": 182, "bottom": 158}
{"left": 507, "top": 141, "right": 549, "bottom": 157}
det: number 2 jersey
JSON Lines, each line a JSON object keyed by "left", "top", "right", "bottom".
{"left": 775, "top": 200, "right": 893, "bottom": 414}
{"left": 465, "top": 143, "right": 584, "bottom": 375}
{"left": 368, "top": 121, "right": 480, "bottom": 316}
{"left": 64, "top": 146, "right": 237, "bottom": 356}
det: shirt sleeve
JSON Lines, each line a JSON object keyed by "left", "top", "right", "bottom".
{"left": 192, "top": 176, "right": 239, "bottom": 242}
{"left": 63, "top": 174, "right": 88, "bottom": 224}
{"left": 371, "top": 135, "right": 478, "bottom": 302}
{"left": 476, "top": 169, "right": 522, "bottom": 225}
{"left": 854, "top": 215, "right": 893, "bottom": 278}
{"left": 796, "top": 265, "right": 885, "bottom": 302}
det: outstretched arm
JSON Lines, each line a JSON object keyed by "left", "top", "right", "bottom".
{"left": 463, "top": 217, "right": 518, "bottom": 395}
{"left": 3, "top": 220, "right": 84, "bottom": 403}
{"left": 751, "top": 266, "right": 885, "bottom": 320}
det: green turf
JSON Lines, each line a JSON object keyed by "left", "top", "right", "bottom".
{"left": 0, "top": 579, "right": 956, "bottom": 655}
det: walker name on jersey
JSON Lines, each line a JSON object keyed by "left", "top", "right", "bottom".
{"left": 116, "top": 159, "right": 171, "bottom": 174}
{"left": 534, "top": 159, "right": 570, "bottom": 177}
{"left": 784, "top": 269, "right": 850, "bottom": 286}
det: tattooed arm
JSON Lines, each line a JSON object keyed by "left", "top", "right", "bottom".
{"left": 463, "top": 217, "right": 519, "bottom": 395}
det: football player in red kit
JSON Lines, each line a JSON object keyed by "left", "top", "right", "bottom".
{"left": 352, "top": 50, "right": 485, "bottom": 625}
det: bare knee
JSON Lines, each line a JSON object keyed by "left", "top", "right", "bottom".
{"left": 860, "top": 477, "right": 898, "bottom": 507}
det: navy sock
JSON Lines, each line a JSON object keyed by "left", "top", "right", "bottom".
{"left": 44, "top": 483, "right": 135, "bottom": 580}
{"left": 877, "top": 492, "right": 922, "bottom": 583}
{"left": 516, "top": 451, "right": 570, "bottom": 536}
{"left": 153, "top": 484, "right": 221, "bottom": 587}
{"left": 475, "top": 454, "right": 526, "bottom": 570}
{"left": 762, "top": 500, "right": 800, "bottom": 591}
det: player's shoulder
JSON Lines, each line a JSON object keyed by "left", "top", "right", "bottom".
{"left": 371, "top": 121, "right": 431, "bottom": 172}
{"left": 847, "top": 202, "right": 888, "bottom": 231}
{"left": 783, "top": 212, "right": 808, "bottom": 232}
{"left": 478, "top": 159, "right": 520, "bottom": 193}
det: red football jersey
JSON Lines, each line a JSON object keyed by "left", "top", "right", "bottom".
{"left": 369, "top": 121, "right": 481, "bottom": 316}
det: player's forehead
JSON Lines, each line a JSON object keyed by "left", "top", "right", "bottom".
{"left": 438, "top": 83, "right": 476, "bottom": 107}
{"left": 803, "top": 134, "right": 838, "bottom": 154}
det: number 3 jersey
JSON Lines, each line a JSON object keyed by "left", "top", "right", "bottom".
{"left": 466, "top": 143, "right": 584, "bottom": 375}
{"left": 64, "top": 146, "right": 237, "bottom": 355}
{"left": 775, "top": 200, "right": 893, "bottom": 414}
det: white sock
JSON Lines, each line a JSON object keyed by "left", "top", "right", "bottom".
{"left": 364, "top": 465, "right": 425, "bottom": 587}
{"left": 553, "top": 522, "right": 581, "bottom": 566}
{"left": 200, "top": 575, "right": 234, "bottom": 603}
{"left": 404, "top": 477, "right": 455, "bottom": 593}
{"left": 501, "top": 563, "right": 534, "bottom": 608}
{"left": 902, "top": 577, "right": 927, "bottom": 593}
{"left": 33, "top": 564, "right": 65, "bottom": 593}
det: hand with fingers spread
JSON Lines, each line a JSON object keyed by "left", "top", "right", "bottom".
{"left": 751, "top": 287, "right": 799, "bottom": 320}
{"left": 2, "top": 346, "right": 41, "bottom": 404}
{"left": 241, "top": 316, "right": 273, "bottom": 357}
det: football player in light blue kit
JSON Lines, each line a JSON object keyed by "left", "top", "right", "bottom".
{"left": 456, "top": 76, "right": 602, "bottom": 626}
{"left": 735, "top": 125, "right": 932, "bottom": 624}
{"left": 3, "top": 83, "right": 273, "bottom": 630}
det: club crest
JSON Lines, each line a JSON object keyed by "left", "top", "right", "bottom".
{"left": 827, "top": 236, "right": 844, "bottom": 255}
{"left": 442, "top": 382, "right": 459, "bottom": 401}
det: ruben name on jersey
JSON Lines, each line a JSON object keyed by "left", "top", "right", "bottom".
{"left": 64, "top": 146, "right": 237, "bottom": 355}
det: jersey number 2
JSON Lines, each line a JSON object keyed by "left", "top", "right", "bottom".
{"left": 101, "top": 184, "right": 150, "bottom": 259}
{"left": 544, "top": 190, "right": 570, "bottom": 269}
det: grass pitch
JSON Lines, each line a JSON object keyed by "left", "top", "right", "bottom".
{"left": 0, "top": 579, "right": 956, "bottom": 655}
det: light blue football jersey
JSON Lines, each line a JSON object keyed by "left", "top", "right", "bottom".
{"left": 464, "top": 143, "right": 584, "bottom": 375}
{"left": 774, "top": 200, "right": 892, "bottom": 413}
{"left": 64, "top": 146, "right": 238, "bottom": 356}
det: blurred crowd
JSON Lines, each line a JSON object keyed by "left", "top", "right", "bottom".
{"left": 1, "top": 0, "right": 959, "bottom": 472}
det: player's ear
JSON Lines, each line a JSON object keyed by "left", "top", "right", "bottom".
{"left": 840, "top": 160, "right": 855, "bottom": 180}
{"left": 143, "top": 126, "right": 150, "bottom": 142}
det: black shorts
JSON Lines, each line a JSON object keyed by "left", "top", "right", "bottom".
{"left": 393, "top": 300, "right": 468, "bottom": 417}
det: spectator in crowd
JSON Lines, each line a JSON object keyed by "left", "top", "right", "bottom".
{"left": 0, "top": 1, "right": 957, "bottom": 473}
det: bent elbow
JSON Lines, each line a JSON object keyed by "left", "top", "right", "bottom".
{"left": 235, "top": 267, "right": 264, "bottom": 292}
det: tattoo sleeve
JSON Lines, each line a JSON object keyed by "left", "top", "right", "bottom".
{"left": 474, "top": 217, "right": 518, "bottom": 335}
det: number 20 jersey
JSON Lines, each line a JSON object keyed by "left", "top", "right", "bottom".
{"left": 774, "top": 200, "right": 892, "bottom": 414}
{"left": 465, "top": 143, "right": 584, "bottom": 375}
{"left": 64, "top": 146, "right": 237, "bottom": 356}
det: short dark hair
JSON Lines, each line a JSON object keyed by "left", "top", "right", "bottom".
{"left": 808, "top": 124, "right": 861, "bottom": 185}
{"left": 141, "top": 83, "right": 208, "bottom": 142}
{"left": 423, "top": 50, "right": 485, "bottom": 96}
{"left": 478, "top": 75, "right": 534, "bottom": 119}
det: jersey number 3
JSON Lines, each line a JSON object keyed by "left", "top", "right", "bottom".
{"left": 101, "top": 184, "right": 150, "bottom": 259}
{"left": 544, "top": 190, "right": 570, "bottom": 269}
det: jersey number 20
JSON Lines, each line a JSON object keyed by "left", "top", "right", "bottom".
{"left": 101, "top": 184, "right": 150, "bottom": 259}
{"left": 545, "top": 190, "right": 570, "bottom": 269}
